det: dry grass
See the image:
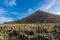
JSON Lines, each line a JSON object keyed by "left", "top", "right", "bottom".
{"left": 0, "top": 23, "right": 59, "bottom": 40}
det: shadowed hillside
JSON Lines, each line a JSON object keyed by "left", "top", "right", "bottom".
{"left": 5, "top": 11, "right": 60, "bottom": 24}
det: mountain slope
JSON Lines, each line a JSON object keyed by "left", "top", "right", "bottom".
{"left": 5, "top": 11, "right": 60, "bottom": 23}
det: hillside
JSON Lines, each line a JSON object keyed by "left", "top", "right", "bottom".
{"left": 5, "top": 11, "right": 60, "bottom": 24}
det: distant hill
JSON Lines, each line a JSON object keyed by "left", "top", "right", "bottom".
{"left": 5, "top": 11, "right": 60, "bottom": 24}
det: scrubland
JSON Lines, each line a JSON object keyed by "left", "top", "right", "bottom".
{"left": 0, "top": 23, "right": 60, "bottom": 40}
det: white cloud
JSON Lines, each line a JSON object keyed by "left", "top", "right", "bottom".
{"left": 28, "top": 8, "right": 33, "bottom": 13}
{"left": 4, "top": 0, "right": 16, "bottom": 6}
{"left": 37, "top": 0, "right": 57, "bottom": 11}
{"left": 0, "top": 7, "right": 14, "bottom": 24}
{"left": 0, "top": 8, "right": 6, "bottom": 13}
{"left": 55, "top": 12, "right": 60, "bottom": 15}
{"left": 10, "top": 12, "right": 18, "bottom": 15}
{"left": 0, "top": 7, "right": 8, "bottom": 16}
{"left": 0, "top": 16, "right": 13, "bottom": 24}
{"left": 27, "top": 8, "right": 36, "bottom": 14}
{"left": 45, "top": 0, "right": 57, "bottom": 11}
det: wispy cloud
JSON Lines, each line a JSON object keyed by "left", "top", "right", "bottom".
{"left": 28, "top": 8, "right": 33, "bottom": 13}
{"left": 10, "top": 12, "right": 18, "bottom": 15}
{"left": 0, "top": 7, "right": 14, "bottom": 23}
{"left": 0, "top": 7, "right": 7, "bottom": 16}
{"left": 4, "top": 0, "right": 16, "bottom": 6}
{"left": 0, "top": 16, "right": 13, "bottom": 23}
{"left": 11, "top": 8, "right": 33, "bottom": 16}
{"left": 55, "top": 11, "right": 60, "bottom": 15}
{"left": 45, "top": 0, "right": 57, "bottom": 11}
{"left": 37, "top": 0, "right": 57, "bottom": 11}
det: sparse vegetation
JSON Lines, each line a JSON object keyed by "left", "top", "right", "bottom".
{"left": 0, "top": 23, "right": 59, "bottom": 40}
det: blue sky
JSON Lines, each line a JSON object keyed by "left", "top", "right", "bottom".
{"left": 0, "top": 0, "right": 60, "bottom": 23}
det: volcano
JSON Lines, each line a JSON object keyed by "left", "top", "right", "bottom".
{"left": 5, "top": 11, "right": 60, "bottom": 24}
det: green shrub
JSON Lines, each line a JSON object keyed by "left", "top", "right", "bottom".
{"left": 51, "top": 37, "right": 55, "bottom": 40}
{"left": 41, "top": 32, "right": 46, "bottom": 37}
{"left": 4, "top": 36, "right": 9, "bottom": 40}
{"left": 0, "top": 30, "right": 3, "bottom": 33}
